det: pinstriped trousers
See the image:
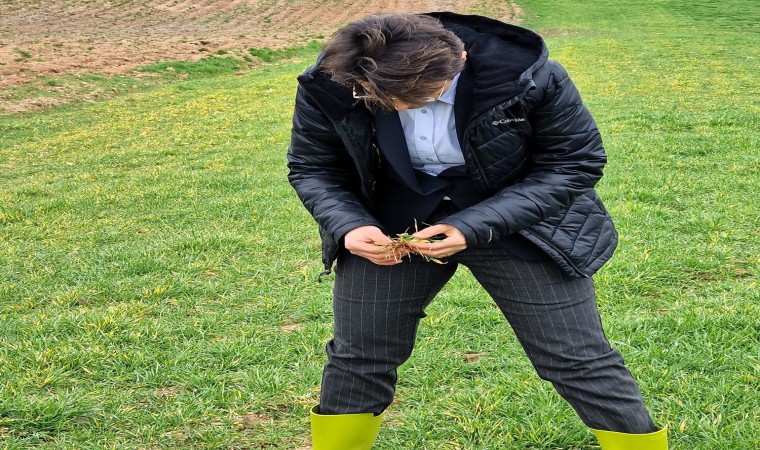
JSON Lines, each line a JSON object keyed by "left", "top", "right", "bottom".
{"left": 319, "top": 246, "right": 657, "bottom": 433}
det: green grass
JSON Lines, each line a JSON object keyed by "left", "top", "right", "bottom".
{"left": 1, "top": 44, "right": 324, "bottom": 116}
{"left": 1, "top": 1, "right": 758, "bottom": 448}
{"left": 135, "top": 56, "right": 249, "bottom": 76}
{"left": 248, "top": 41, "right": 324, "bottom": 63}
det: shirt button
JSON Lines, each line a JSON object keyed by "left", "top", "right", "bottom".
{"left": 420, "top": 136, "right": 428, "bottom": 141}
{"left": 421, "top": 109, "right": 428, "bottom": 113}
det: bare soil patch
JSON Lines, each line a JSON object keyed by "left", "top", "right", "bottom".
{"left": 0, "top": 1, "right": 520, "bottom": 113}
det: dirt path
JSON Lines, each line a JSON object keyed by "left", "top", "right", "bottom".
{"left": 1, "top": 1, "right": 520, "bottom": 88}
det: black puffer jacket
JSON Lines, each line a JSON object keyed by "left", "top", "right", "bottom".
{"left": 287, "top": 12, "right": 617, "bottom": 279}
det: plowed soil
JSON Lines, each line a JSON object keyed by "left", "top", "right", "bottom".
{"left": 0, "top": 1, "right": 520, "bottom": 113}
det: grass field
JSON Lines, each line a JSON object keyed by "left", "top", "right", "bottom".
{"left": 1, "top": 1, "right": 758, "bottom": 449}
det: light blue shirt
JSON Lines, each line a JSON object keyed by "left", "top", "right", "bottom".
{"left": 397, "top": 73, "right": 464, "bottom": 176}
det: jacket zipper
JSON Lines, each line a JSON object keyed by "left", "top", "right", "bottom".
{"left": 461, "top": 123, "right": 490, "bottom": 192}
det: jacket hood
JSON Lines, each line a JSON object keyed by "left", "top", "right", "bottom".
{"left": 298, "top": 12, "right": 548, "bottom": 121}
{"left": 427, "top": 12, "right": 548, "bottom": 116}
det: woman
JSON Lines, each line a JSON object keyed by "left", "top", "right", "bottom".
{"left": 287, "top": 12, "right": 667, "bottom": 450}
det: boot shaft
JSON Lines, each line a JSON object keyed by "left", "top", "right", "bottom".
{"left": 310, "top": 405, "right": 383, "bottom": 450}
{"left": 592, "top": 427, "right": 668, "bottom": 450}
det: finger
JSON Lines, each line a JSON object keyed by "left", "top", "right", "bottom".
{"left": 362, "top": 244, "right": 409, "bottom": 261}
{"left": 412, "top": 224, "right": 449, "bottom": 240}
{"left": 408, "top": 239, "right": 451, "bottom": 251}
{"left": 409, "top": 240, "right": 465, "bottom": 257}
{"left": 348, "top": 244, "right": 381, "bottom": 257}
{"left": 408, "top": 244, "right": 447, "bottom": 258}
{"left": 368, "top": 253, "right": 404, "bottom": 265}
{"left": 368, "top": 234, "right": 393, "bottom": 245}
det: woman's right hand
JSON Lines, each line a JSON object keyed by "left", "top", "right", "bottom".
{"left": 344, "top": 225, "right": 406, "bottom": 265}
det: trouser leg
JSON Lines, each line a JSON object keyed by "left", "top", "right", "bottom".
{"left": 459, "top": 247, "right": 657, "bottom": 433}
{"left": 319, "top": 251, "right": 457, "bottom": 415}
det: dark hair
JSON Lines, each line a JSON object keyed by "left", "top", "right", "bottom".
{"left": 318, "top": 14, "right": 465, "bottom": 110}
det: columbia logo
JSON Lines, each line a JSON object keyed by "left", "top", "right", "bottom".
{"left": 492, "top": 118, "right": 527, "bottom": 125}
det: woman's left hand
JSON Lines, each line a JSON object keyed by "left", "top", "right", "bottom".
{"left": 409, "top": 224, "right": 467, "bottom": 259}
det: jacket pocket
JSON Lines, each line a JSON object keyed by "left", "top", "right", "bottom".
{"left": 473, "top": 130, "right": 528, "bottom": 187}
{"left": 522, "top": 190, "right": 618, "bottom": 278}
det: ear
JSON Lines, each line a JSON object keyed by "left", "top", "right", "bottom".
{"left": 461, "top": 51, "right": 468, "bottom": 62}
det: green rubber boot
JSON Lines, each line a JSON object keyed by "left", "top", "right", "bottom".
{"left": 591, "top": 427, "right": 668, "bottom": 450}
{"left": 310, "top": 405, "right": 384, "bottom": 450}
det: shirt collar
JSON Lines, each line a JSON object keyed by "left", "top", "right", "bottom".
{"left": 437, "top": 72, "right": 461, "bottom": 105}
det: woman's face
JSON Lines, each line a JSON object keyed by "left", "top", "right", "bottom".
{"left": 390, "top": 79, "right": 452, "bottom": 111}
{"left": 353, "top": 51, "right": 467, "bottom": 111}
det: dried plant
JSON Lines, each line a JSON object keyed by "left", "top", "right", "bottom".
{"left": 374, "top": 232, "right": 446, "bottom": 264}
{"left": 374, "top": 220, "right": 447, "bottom": 264}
